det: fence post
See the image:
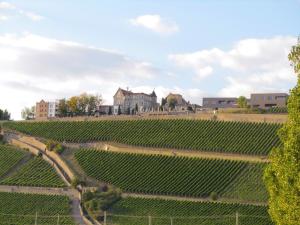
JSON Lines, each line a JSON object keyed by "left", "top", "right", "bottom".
{"left": 236, "top": 212, "right": 239, "bottom": 225}
{"left": 35, "top": 212, "right": 38, "bottom": 225}
{"left": 170, "top": 217, "right": 173, "bottom": 225}
{"left": 57, "top": 214, "right": 60, "bottom": 225}
{"left": 148, "top": 215, "right": 152, "bottom": 225}
{"left": 104, "top": 211, "right": 107, "bottom": 225}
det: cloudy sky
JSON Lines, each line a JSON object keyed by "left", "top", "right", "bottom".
{"left": 0, "top": 0, "right": 299, "bottom": 119}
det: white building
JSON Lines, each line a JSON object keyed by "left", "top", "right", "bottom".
{"left": 48, "top": 101, "right": 59, "bottom": 118}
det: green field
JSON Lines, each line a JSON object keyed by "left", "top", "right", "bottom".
{"left": 107, "top": 197, "right": 273, "bottom": 225}
{"left": 0, "top": 144, "right": 27, "bottom": 178}
{"left": 0, "top": 192, "right": 74, "bottom": 225}
{"left": 75, "top": 149, "right": 267, "bottom": 201}
{"left": 220, "top": 163, "right": 268, "bottom": 202}
{"left": 3, "top": 119, "right": 281, "bottom": 155}
{"left": 0, "top": 157, "right": 66, "bottom": 187}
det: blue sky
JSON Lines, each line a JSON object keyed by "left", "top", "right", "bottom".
{"left": 0, "top": 0, "right": 299, "bottom": 119}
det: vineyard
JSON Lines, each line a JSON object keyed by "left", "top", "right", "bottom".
{"left": 0, "top": 144, "right": 27, "bottom": 177}
{"left": 220, "top": 163, "right": 268, "bottom": 202}
{"left": 3, "top": 119, "right": 281, "bottom": 155}
{"left": 0, "top": 192, "right": 74, "bottom": 225}
{"left": 107, "top": 197, "right": 273, "bottom": 225}
{"left": 75, "top": 149, "right": 267, "bottom": 201}
{"left": 0, "top": 157, "right": 66, "bottom": 187}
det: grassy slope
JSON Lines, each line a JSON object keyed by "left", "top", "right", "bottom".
{"left": 0, "top": 192, "right": 74, "bottom": 225}
{"left": 0, "top": 157, "right": 66, "bottom": 187}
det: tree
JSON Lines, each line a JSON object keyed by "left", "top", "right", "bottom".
{"left": 264, "top": 40, "right": 300, "bottom": 225}
{"left": 135, "top": 103, "right": 138, "bottom": 113}
{"left": 117, "top": 105, "right": 121, "bottom": 115}
{"left": 237, "top": 96, "right": 248, "bottom": 108}
{"left": 58, "top": 98, "right": 68, "bottom": 117}
{"left": 0, "top": 109, "right": 10, "bottom": 121}
{"left": 21, "top": 106, "right": 35, "bottom": 120}
{"left": 67, "top": 96, "right": 79, "bottom": 115}
{"left": 108, "top": 106, "right": 112, "bottom": 115}
{"left": 161, "top": 98, "right": 167, "bottom": 106}
{"left": 168, "top": 98, "right": 178, "bottom": 110}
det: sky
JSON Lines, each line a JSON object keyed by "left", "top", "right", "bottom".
{"left": 0, "top": 0, "right": 299, "bottom": 119}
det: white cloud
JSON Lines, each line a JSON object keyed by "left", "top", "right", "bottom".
{"left": 130, "top": 14, "right": 179, "bottom": 35}
{"left": 0, "top": 1, "right": 43, "bottom": 21}
{"left": 0, "top": 2, "right": 15, "bottom": 9}
{"left": 0, "top": 14, "right": 8, "bottom": 21}
{"left": 18, "top": 10, "right": 44, "bottom": 21}
{"left": 0, "top": 33, "right": 162, "bottom": 119}
{"left": 169, "top": 36, "right": 297, "bottom": 97}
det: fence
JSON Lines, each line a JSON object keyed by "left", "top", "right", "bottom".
{"left": 0, "top": 212, "right": 272, "bottom": 225}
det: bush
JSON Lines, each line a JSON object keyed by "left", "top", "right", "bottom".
{"left": 210, "top": 192, "right": 218, "bottom": 201}
{"left": 46, "top": 140, "right": 65, "bottom": 154}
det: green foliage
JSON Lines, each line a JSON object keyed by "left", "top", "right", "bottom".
{"left": 0, "top": 109, "right": 10, "bottom": 120}
{"left": 237, "top": 96, "right": 248, "bottom": 108}
{"left": 221, "top": 163, "right": 268, "bottom": 202}
{"left": 168, "top": 98, "right": 178, "bottom": 110}
{"left": 1, "top": 157, "right": 66, "bottom": 187}
{"left": 108, "top": 197, "right": 273, "bottom": 225}
{"left": 46, "top": 140, "right": 64, "bottom": 154}
{"left": 0, "top": 144, "right": 26, "bottom": 177}
{"left": 3, "top": 119, "right": 281, "bottom": 155}
{"left": 0, "top": 192, "right": 74, "bottom": 225}
{"left": 75, "top": 149, "right": 266, "bottom": 201}
{"left": 264, "top": 40, "right": 300, "bottom": 225}
{"left": 83, "top": 187, "right": 122, "bottom": 221}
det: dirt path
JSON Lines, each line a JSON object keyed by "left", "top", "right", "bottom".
{"left": 66, "top": 142, "right": 269, "bottom": 163}
{"left": 122, "top": 193, "right": 268, "bottom": 207}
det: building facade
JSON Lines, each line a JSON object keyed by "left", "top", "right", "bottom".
{"left": 36, "top": 100, "right": 58, "bottom": 119}
{"left": 202, "top": 97, "right": 238, "bottom": 109}
{"left": 113, "top": 88, "right": 158, "bottom": 114}
{"left": 164, "top": 93, "right": 190, "bottom": 111}
{"left": 250, "top": 93, "right": 288, "bottom": 109}
{"left": 35, "top": 100, "right": 49, "bottom": 120}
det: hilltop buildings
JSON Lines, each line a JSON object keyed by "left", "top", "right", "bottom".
{"left": 35, "top": 100, "right": 58, "bottom": 120}
{"left": 202, "top": 93, "right": 288, "bottom": 109}
{"left": 113, "top": 88, "right": 158, "bottom": 114}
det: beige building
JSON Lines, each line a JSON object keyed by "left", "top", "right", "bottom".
{"left": 113, "top": 88, "right": 158, "bottom": 114}
{"left": 250, "top": 93, "right": 288, "bottom": 109}
{"left": 35, "top": 100, "right": 49, "bottom": 120}
{"left": 164, "top": 93, "right": 190, "bottom": 111}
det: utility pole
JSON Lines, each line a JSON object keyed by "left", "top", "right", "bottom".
{"left": 235, "top": 212, "right": 239, "bottom": 225}
{"left": 35, "top": 212, "right": 38, "bottom": 225}
{"left": 57, "top": 214, "right": 60, "bottom": 225}
{"left": 148, "top": 215, "right": 152, "bottom": 225}
{"left": 104, "top": 211, "right": 107, "bottom": 225}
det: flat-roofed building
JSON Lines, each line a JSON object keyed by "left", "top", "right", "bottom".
{"left": 250, "top": 93, "right": 288, "bottom": 109}
{"left": 202, "top": 97, "right": 238, "bottom": 109}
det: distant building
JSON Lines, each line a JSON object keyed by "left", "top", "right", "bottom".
{"left": 202, "top": 97, "right": 238, "bottom": 109}
{"left": 164, "top": 93, "right": 190, "bottom": 111}
{"left": 250, "top": 93, "right": 288, "bottom": 109}
{"left": 35, "top": 100, "right": 49, "bottom": 120}
{"left": 97, "top": 105, "right": 113, "bottom": 115}
{"left": 113, "top": 88, "right": 158, "bottom": 115}
{"left": 36, "top": 100, "right": 58, "bottom": 119}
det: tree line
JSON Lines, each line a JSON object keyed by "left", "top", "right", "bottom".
{"left": 0, "top": 109, "right": 10, "bottom": 121}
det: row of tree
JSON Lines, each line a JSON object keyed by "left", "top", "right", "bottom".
{"left": 0, "top": 109, "right": 10, "bottom": 121}
{"left": 57, "top": 93, "right": 103, "bottom": 117}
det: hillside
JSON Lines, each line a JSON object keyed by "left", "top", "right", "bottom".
{"left": 3, "top": 119, "right": 281, "bottom": 155}
{"left": 107, "top": 197, "right": 272, "bottom": 225}
{"left": 75, "top": 149, "right": 268, "bottom": 202}
{"left": 0, "top": 192, "right": 74, "bottom": 225}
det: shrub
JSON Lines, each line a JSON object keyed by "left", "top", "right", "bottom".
{"left": 210, "top": 192, "right": 218, "bottom": 201}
